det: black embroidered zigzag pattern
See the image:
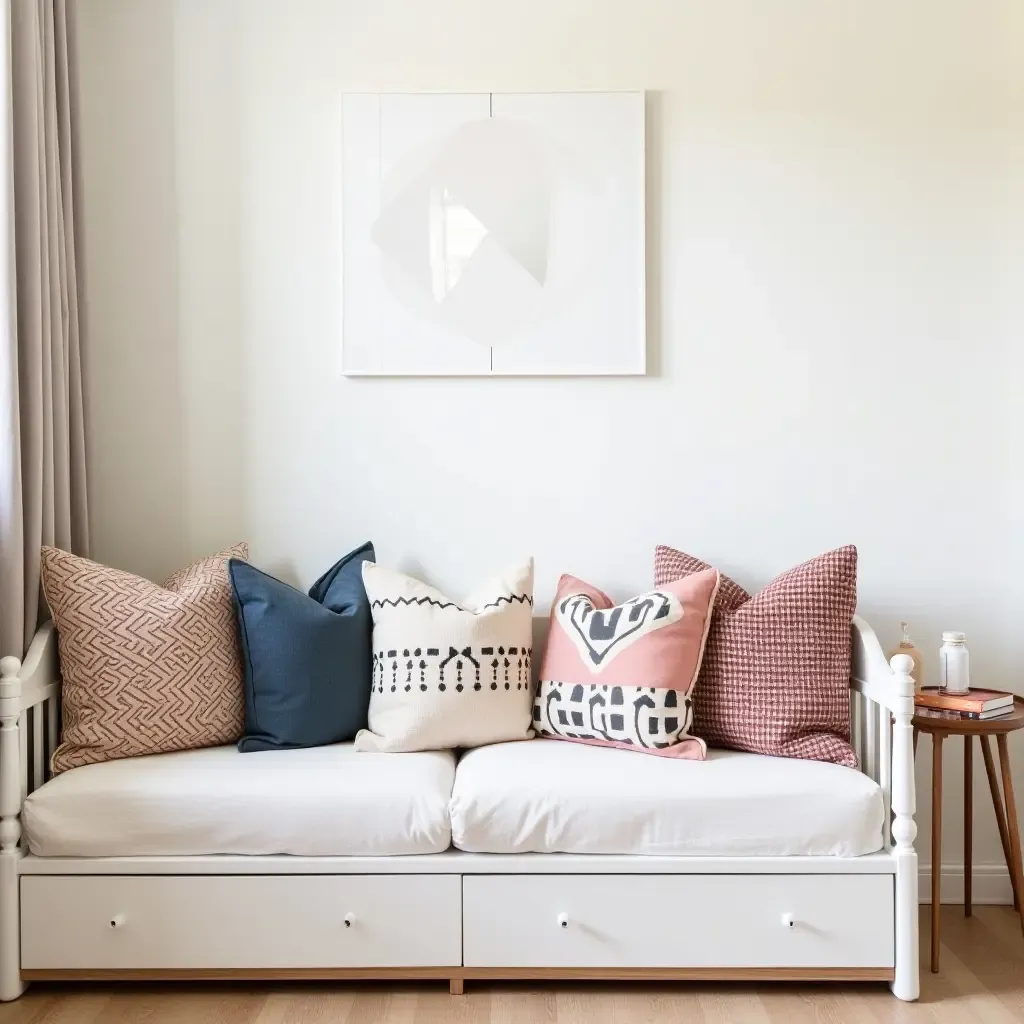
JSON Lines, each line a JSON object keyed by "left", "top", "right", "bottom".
{"left": 371, "top": 593, "right": 533, "bottom": 612}
{"left": 371, "top": 595, "right": 459, "bottom": 611}
{"left": 480, "top": 593, "right": 533, "bottom": 611}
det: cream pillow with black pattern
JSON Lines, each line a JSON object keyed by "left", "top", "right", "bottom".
{"left": 355, "top": 560, "right": 534, "bottom": 752}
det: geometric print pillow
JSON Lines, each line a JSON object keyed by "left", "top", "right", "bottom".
{"left": 536, "top": 568, "right": 720, "bottom": 759}
{"left": 654, "top": 544, "right": 858, "bottom": 767}
{"left": 354, "top": 559, "right": 535, "bottom": 753}
{"left": 41, "top": 544, "right": 248, "bottom": 773}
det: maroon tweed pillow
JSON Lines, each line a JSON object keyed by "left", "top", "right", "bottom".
{"left": 654, "top": 545, "right": 858, "bottom": 767}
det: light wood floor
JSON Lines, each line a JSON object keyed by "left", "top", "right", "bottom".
{"left": 2, "top": 907, "right": 1023, "bottom": 1023}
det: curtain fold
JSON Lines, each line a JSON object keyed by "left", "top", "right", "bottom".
{"left": 0, "top": 0, "right": 88, "bottom": 658}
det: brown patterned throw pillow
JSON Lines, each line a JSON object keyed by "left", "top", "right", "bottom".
{"left": 41, "top": 545, "right": 248, "bottom": 773}
{"left": 654, "top": 545, "right": 858, "bottom": 767}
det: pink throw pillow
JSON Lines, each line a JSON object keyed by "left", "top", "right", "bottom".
{"left": 536, "top": 569, "right": 720, "bottom": 759}
{"left": 654, "top": 544, "right": 858, "bottom": 767}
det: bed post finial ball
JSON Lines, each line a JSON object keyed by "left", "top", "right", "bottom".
{"left": 890, "top": 654, "right": 914, "bottom": 677}
{"left": 0, "top": 658, "right": 21, "bottom": 686}
{"left": 889, "top": 655, "right": 917, "bottom": 700}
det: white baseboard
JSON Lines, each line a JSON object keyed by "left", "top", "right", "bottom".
{"left": 919, "top": 863, "right": 1014, "bottom": 905}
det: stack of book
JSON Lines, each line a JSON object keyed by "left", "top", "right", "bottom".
{"left": 914, "top": 687, "right": 1015, "bottom": 720}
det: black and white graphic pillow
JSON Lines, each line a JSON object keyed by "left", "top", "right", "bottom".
{"left": 355, "top": 560, "right": 535, "bottom": 752}
{"left": 533, "top": 679, "right": 695, "bottom": 752}
{"left": 534, "top": 570, "right": 720, "bottom": 759}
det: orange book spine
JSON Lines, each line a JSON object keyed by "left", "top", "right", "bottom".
{"left": 914, "top": 692, "right": 995, "bottom": 714}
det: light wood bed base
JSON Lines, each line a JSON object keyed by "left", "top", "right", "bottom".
{"left": 23, "top": 966, "right": 896, "bottom": 992}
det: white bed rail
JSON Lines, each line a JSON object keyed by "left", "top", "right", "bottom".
{"left": 849, "top": 615, "right": 918, "bottom": 1001}
{"left": 0, "top": 621, "right": 61, "bottom": 1000}
{"left": 0, "top": 622, "right": 61, "bottom": 820}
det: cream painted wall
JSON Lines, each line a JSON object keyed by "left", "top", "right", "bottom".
{"left": 74, "top": 0, "right": 1023, "bottom": 894}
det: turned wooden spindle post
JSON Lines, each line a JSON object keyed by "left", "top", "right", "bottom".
{"left": 889, "top": 653, "right": 919, "bottom": 1001}
{"left": 0, "top": 655, "right": 26, "bottom": 1001}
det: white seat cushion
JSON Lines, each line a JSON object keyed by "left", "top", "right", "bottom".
{"left": 24, "top": 744, "right": 455, "bottom": 857}
{"left": 450, "top": 740, "right": 884, "bottom": 857}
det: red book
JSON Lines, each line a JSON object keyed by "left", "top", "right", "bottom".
{"left": 915, "top": 687, "right": 1014, "bottom": 715}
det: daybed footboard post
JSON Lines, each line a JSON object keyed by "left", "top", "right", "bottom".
{"left": 0, "top": 656, "right": 25, "bottom": 1001}
{"left": 889, "top": 653, "right": 919, "bottom": 1002}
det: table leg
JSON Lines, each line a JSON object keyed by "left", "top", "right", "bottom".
{"left": 997, "top": 734, "right": 1024, "bottom": 941}
{"left": 931, "top": 733, "right": 944, "bottom": 972}
{"left": 964, "top": 735, "right": 973, "bottom": 917}
{"left": 914, "top": 728, "right": 919, "bottom": 759}
{"left": 982, "top": 735, "right": 1020, "bottom": 911}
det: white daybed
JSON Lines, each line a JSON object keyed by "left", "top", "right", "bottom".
{"left": 0, "top": 618, "right": 919, "bottom": 1001}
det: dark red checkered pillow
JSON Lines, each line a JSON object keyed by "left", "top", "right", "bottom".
{"left": 654, "top": 545, "right": 857, "bottom": 767}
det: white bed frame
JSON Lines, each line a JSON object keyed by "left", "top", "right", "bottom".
{"left": 0, "top": 618, "right": 919, "bottom": 1001}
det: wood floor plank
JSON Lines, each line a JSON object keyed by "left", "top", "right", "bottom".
{"left": 487, "top": 988, "right": 556, "bottom": 1024}
{"left": 344, "top": 990, "right": 410, "bottom": 1024}
{"left": 933, "top": 947, "right": 1021, "bottom": 1024}
{"left": 938, "top": 909, "right": 1024, "bottom": 1020}
{"left": 30, "top": 993, "right": 112, "bottom": 1024}
{"left": 555, "top": 986, "right": 708, "bottom": 1024}
{"left": 834, "top": 988, "right": 921, "bottom": 1024}
{"left": 636, "top": 987, "right": 713, "bottom": 1023}
{"left": 0, "top": 993, "right": 57, "bottom": 1024}
{"left": 756, "top": 986, "right": 850, "bottom": 1024}
{"left": 272, "top": 988, "right": 356, "bottom": 1024}
{"left": 366, "top": 991, "right": 418, "bottom": 1024}
{"left": 588, "top": 986, "right": 701, "bottom": 1024}
{"left": 411, "top": 988, "right": 489, "bottom": 1024}
{"left": 63, "top": 985, "right": 268, "bottom": 1024}
{"left": 554, "top": 989, "right": 610, "bottom": 1024}
{"left": 696, "top": 985, "right": 771, "bottom": 1024}
{"left": 909, "top": 925, "right": 993, "bottom": 1024}
{"left": 247, "top": 992, "right": 290, "bottom": 1024}
{"left": 972, "top": 903, "right": 1024, "bottom": 961}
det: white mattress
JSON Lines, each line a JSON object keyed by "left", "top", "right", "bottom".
{"left": 450, "top": 740, "right": 884, "bottom": 857}
{"left": 23, "top": 744, "right": 455, "bottom": 858}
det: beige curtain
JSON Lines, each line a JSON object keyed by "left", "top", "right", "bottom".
{"left": 0, "top": 0, "right": 88, "bottom": 659}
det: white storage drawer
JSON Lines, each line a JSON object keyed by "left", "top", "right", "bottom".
{"left": 22, "top": 875, "right": 462, "bottom": 970}
{"left": 463, "top": 874, "right": 893, "bottom": 969}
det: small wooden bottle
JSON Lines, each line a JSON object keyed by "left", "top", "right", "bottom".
{"left": 890, "top": 622, "right": 924, "bottom": 694}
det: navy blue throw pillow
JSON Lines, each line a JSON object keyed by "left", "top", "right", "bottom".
{"left": 229, "top": 542, "right": 375, "bottom": 752}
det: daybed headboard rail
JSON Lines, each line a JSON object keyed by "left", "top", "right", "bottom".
{"left": 0, "top": 622, "right": 61, "bottom": 855}
{"left": 849, "top": 615, "right": 917, "bottom": 854}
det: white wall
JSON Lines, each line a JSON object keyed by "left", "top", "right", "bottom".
{"left": 74, "top": 0, "right": 1023, "bottom": 894}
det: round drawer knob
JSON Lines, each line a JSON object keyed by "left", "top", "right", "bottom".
{"left": 781, "top": 913, "right": 795, "bottom": 929}
{"left": 557, "top": 913, "right": 569, "bottom": 929}
{"left": 344, "top": 913, "right": 355, "bottom": 928}
{"left": 108, "top": 915, "right": 125, "bottom": 930}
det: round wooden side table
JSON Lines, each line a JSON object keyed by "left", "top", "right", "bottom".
{"left": 913, "top": 697, "right": 1024, "bottom": 973}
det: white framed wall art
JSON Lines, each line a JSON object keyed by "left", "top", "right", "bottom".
{"left": 340, "top": 91, "right": 646, "bottom": 376}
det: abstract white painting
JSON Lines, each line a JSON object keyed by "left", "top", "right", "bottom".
{"left": 341, "top": 91, "right": 645, "bottom": 376}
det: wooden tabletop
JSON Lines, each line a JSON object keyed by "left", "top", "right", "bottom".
{"left": 913, "top": 696, "right": 1024, "bottom": 735}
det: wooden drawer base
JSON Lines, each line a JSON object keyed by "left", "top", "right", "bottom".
{"left": 23, "top": 965, "right": 896, "bottom": 983}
